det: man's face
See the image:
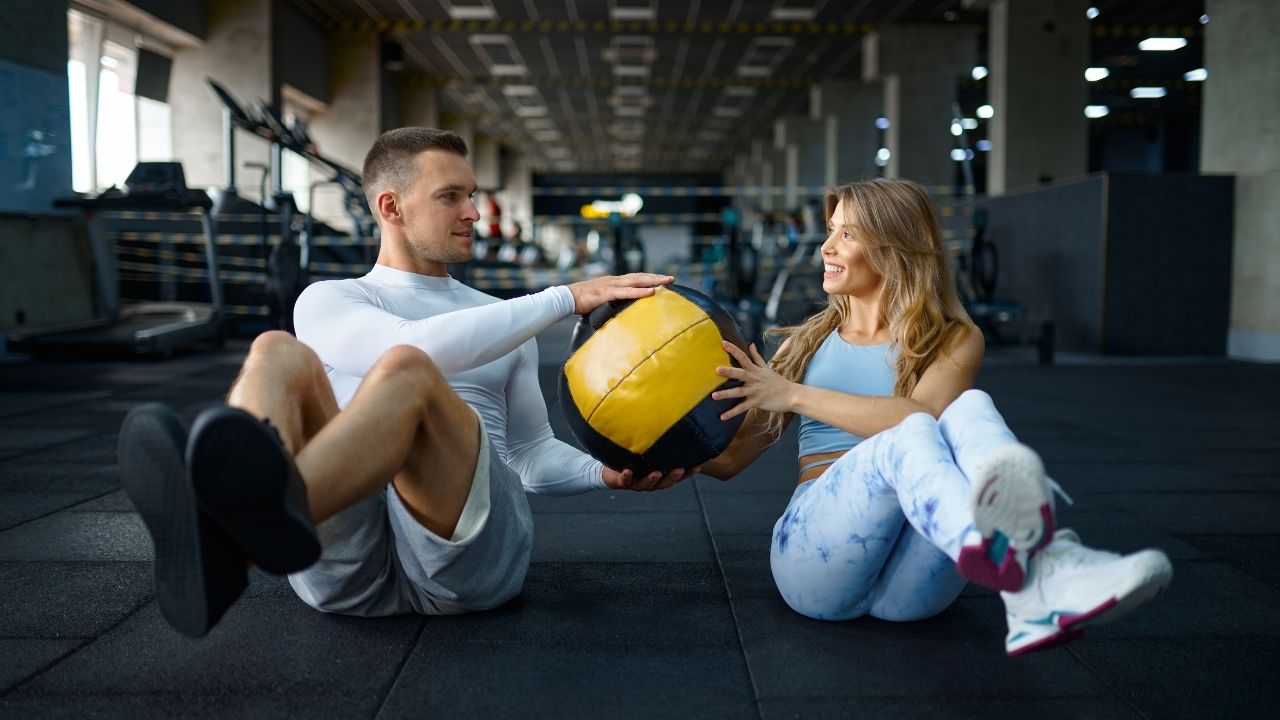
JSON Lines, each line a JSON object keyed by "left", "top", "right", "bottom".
{"left": 398, "top": 150, "right": 480, "bottom": 267}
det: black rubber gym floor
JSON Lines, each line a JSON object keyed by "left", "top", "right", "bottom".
{"left": 1, "top": 321, "right": 1277, "bottom": 718}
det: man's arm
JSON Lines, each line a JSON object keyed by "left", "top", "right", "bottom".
{"left": 295, "top": 280, "right": 574, "bottom": 379}
{"left": 503, "top": 340, "right": 608, "bottom": 495}
{"left": 295, "top": 272, "right": 674, "bottom": 379}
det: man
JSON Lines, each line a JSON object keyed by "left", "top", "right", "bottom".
{"left": 118, "top": 128, "right": 688, "bottom": 638}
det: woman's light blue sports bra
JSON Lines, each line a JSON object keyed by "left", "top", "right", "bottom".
{"left": 796, "top": 331, "right": 898, "bottom": 456}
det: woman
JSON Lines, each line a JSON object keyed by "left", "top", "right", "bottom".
{"left": 702, "top": 179, "right": 1172, "bottom": 656}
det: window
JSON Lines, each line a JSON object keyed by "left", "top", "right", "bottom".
{"left": 67, "top": 8, "right": 173, "bottom": 193}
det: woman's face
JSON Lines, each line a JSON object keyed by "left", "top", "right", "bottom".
{"left": 821, "top": 199, "right": 882, "bottom": 298}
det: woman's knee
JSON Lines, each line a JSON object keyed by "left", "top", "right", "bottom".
{"left": 895, "top": 410, "right": 940, "bottom": 441}
{"left": 941, "top": 389, "right": 994, "bottom": 420}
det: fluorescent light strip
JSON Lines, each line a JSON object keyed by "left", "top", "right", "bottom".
{"left": 1138, "top": 37, "right": 1187, "bottom": 51}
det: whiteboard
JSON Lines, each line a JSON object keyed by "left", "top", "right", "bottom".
{"left": 0, "top": 57, "right": 73, "bottom": 215}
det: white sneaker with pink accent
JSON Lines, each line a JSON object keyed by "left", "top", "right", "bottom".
{"left": 1000, "top": 529, "right": 1173, "bottom": 656}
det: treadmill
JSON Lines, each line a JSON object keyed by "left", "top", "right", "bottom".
{"left": 8, "top": 162, "right": 225, "bottom": 357}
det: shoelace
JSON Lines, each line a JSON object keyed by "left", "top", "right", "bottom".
{"left": 1046, "top": 475, "right": 1075, "bottom": 507}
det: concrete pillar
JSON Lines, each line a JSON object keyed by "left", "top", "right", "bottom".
{"left": 1203, "top": 0, "right": 1280, "bottom": 361}
{"left": 308, "top": 31, "right": 381, "bottom": 228}
{"left": 862, "top": 25, "right": 976, "bottom": 187}
{"left": 170, "top": 0, "right": 273, "bottom": 195}
{"left": 818, "top": 81, "right": 883, "bottom": 184}
{"left": 776, "top": 115, "right": 826, "bottom": 192}
{"left": 473, "top": 135, "right": 501, "bottom": 190}
{"left": 441, "top": 117, "right": 475, "bottom": 154}
{"left": 987, "top": 0, "right": 1089, "bottom": 194}
{"left": 400, "top": 82, "right": 440, "bottom": 128}
{"left": 495, "top": 152, "right": 533, "bottom": 238}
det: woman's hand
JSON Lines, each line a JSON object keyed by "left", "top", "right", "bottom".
{"left": 712, "top": 341, "right": 796, "bottom": 421}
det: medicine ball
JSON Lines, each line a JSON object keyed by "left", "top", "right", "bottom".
{"left": 559, "top": 285, "right": 748, "bottom": 475}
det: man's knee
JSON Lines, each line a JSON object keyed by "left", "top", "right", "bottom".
{"left": 247, "top": 330, "right": 317, "bottom": 368}
{"left": 368, "top": 345, "right": 447, "bottom": 399}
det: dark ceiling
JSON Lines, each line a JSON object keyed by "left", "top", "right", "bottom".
{"left": 287, "top": 0, "right": 1207, "bottom": 173}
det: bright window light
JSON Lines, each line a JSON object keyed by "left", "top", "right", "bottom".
{"left": 1086, "top": 7, "right": 1099, "bottom": 20}
{"left": 1184, "top": 68, "right": 1207, "bottom": 81}
{"left": 1084, "top": 105, "right": 1110, "bottom": 118}
{"left": 1130, "top": 86, "right": 1168, "bottom": 99}
{"left": 1085, "top": 67, "right": 1110, "bottom": 82}
{"left": 1139, "top": 37, "right": 1187, "bottom": 51}
{"left": 875, "top": 116, "right": 890, "bottom": 130}
{"left": 971, "top": 66, "right": 988, "bottom": 81}
{"left": 976, "top": 139, "right": 992, "bottom": 152}
{"left": 976, "top": 104, "right": 994, "bottom": 119}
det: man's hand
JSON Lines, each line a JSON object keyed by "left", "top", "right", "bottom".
{"left": 602, "top": 465, "right": 700, "bottom": 492}
{"left": 566, "top": 273, "right": 674, "bottom": 315}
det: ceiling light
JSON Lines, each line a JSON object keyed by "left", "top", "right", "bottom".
{"left": 443, "top": 1, "right": 496, "bottom": 21}
{"left": 875, "top": 148, "right": 890, "bottom": 166}
{"left": 971, "top": 66, "right": 988, "bottom": 81}
{"left": 976, "top": 104, "right": 994, "bottom": 119}
{"left": 1184, "top": 68, "right": 1207, "bottom": 81}
{"left": 950, "top": 148, "right": 967, "bottom": 162}
{"left": 1086, "top": 7, "right": 1099, "bottom": 20}
{"left": 961, "top": 118, "right": 978, "bottom": 130}
{"left": 609, "top": 1, "right": 656, "bottom": 22}
{"left": 1085, "top": 67, "right": 1110, "bottom": 82}
{"left": 1200, "top": 14, "right": 1209, "bottom": 24}
{"left": 1130, "top": 86, "right": 1167, "bottom": 99}
{"left": 736, "top": 37, "right": 794, "bottom": 78}
{"left": 1138, "top": 37, "right": 1187, "bottom": 51}
{"left": 976, "top": 140, "right": 992, "bottom": 152}
{"left": 950, "top": 121, "right": 963, "bottom": 137}
{"left": 769, "top": 2, "right": 819, "bottom": 22}
{"left": 875, "top": 116, "right": 890, "bottom": 129}
{"left": 1084, "top": 105, "right": 1110, "bottom": 118}
{"left": 470, "top": 35, "right": 527, "bottom": 76}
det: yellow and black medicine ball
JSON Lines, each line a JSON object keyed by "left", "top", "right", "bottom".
{"left": 559, "top": 284, "right": 748, "bottom": 474}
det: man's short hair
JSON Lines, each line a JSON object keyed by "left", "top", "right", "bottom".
{"left": 362, "top": 127, "right": 469, "bottom": 207}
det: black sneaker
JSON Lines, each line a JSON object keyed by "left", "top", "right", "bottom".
{"left": 118, "top": 403, "right": 249, "bottom": 638}
{"left": 187, "top": 406, "right": 321, "bottom": 575}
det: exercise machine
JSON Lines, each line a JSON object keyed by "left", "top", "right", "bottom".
{"left": 8, "top": 162, "right": 225, "bottom": 357}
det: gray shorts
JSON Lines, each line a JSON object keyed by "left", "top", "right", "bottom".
{"left": 288, "top": 413, "right": 533, "bottom": 616}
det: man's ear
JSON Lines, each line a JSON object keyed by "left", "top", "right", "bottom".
{"left": 376, "top": 191, "right": 401, "bottom": 225}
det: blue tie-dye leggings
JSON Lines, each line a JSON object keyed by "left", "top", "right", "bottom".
{"left": 770, "top": 389, "right": 1019, "bottom": 622}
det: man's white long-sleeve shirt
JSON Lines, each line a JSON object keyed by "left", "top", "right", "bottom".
{"left": 294, "top": 263, "right": 606, "bottom": 495}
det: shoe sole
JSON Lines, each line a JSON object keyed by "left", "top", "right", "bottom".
{"left": 957, "top": 444, "right": 1054, "bottom": 592}
{"left": 1006, "top": 550, "right": 1173, "bottom": 657}
{"left": 118, "top": 404, "right": 246, "bottom": 638}
{"left": 188, "top": 407, "right": 320, "bottom": 575}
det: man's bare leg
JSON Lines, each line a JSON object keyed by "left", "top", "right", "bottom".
{"left": 227, "top": 333, "right": 480, "bottom": 538}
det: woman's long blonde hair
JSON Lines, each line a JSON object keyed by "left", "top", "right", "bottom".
{"left": 763, "top": 178, "right": 972, "bottom": 435}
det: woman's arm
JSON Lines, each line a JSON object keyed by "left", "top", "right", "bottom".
{"left": 700, "top": 408, "right": 791, "bottom": 480}
{"left": 713, "top": 327, "right": 984, "bottom": 439}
